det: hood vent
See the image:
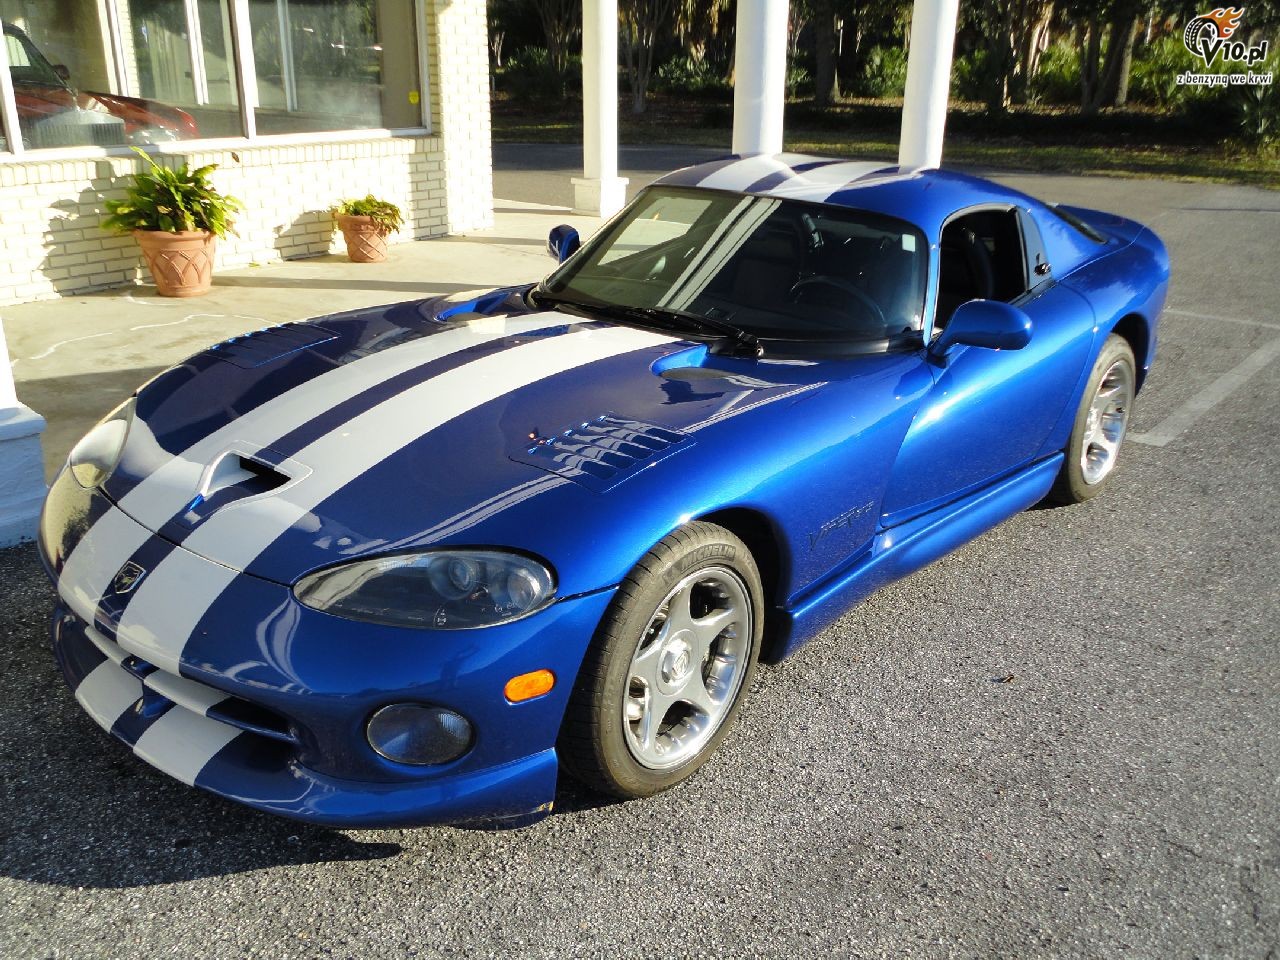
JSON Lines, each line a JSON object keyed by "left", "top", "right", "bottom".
{"left": 208, "top": 324, "right": 338, "bottom": 368}
{"left": 513, "top": 414, "right": 692, "bottom": 493}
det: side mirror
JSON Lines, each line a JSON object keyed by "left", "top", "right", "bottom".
{"left": 930, "top": 300, "right": 1032, "bottom": 358}
{"left": 547, "top": 224, "right": 580, "bottom": 264}
{"left": 53, "top": 64, "right": 71, "bottom": 82}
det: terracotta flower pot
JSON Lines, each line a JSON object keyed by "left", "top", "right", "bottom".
{"left": 336, "top": 214, "right": 391, "bottom": 263}
{"left": 134, "top": 229, "right": 217, "bottom": 297}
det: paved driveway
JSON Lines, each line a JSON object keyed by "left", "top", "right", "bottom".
{"left": 1, "top": 149, "right": 1277, "bottom": 958}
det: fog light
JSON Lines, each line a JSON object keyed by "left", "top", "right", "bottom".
{"left": 366, "top": 704, "right": 473, "bottom": 765}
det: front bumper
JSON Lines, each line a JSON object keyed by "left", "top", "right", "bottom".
{"left": 41, "top": 480, "right": 615, "bottom": 828}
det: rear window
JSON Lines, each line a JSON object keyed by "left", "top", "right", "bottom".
{"left": 1049, "top": 204, "right": 1106, "bottom": 244}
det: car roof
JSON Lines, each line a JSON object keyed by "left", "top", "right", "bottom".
{"left": 652, "top": 153, "right": 1036, "bottom": 241}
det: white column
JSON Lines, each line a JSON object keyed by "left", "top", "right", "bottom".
{"left": 731, "top": 0, "right": 788, "bottom": 156}
{"left": 573, "top": 0, "right": 628, "bottom": 217}
{"left": 0, "top": 319, "right": 48, "bottom": 548}
{"left": 898, "top": 0, "right": 960, "bottom": 171}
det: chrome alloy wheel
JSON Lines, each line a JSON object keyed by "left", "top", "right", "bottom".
{"left": 623, "top": 567, "right": 752, "bottom": 770}
{"left": 1080, "top": 358, "right": 1134, "bottom": 485}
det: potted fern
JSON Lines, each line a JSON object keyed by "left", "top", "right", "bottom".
{"left": 333, "top": 195, "right": 404, "bottom": 263}
{"left": 103, "top": 147, "right": 242, "bottom": 297}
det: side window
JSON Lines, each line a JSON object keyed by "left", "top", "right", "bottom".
{"left": 935, "top": 209, "right": 1028, "bottom": 330}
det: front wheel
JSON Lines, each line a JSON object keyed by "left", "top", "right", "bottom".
{"left": 1049, "top": 334, "right": 1137, "bottom": 504}
{"left": 558, "top": 522, "right": 764, "bottom": 798}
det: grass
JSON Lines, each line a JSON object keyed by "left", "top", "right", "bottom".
{"left": 493, "top": 94, "right": 1280, "bottom": 188}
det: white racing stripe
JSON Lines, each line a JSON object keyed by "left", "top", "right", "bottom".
{"left": 75, "top": 659, "right": 144, "bottom": 729}
{"left": 793, "top": 161, "right": 898, "bottom": 196}
{"left": 55, "top": 315, "right": 557, "bottom": 623}
{"left": 56, "top": 508, "right": 153, "bottom": 625}
{"left": 143, "top": 670, "right": 230, "bottom": 716}
{"left": 113, "top": 548, "right": 235, "bottom": 673}
{"left": 120, "top": 315, "right": 560, "bottom": 532}
{"left": 697, "top": 154, "right": 806, "bottom": 192}
{"left": 115, "top": 326, "right": 676, "bottom": 672}
{"left": 133, "top": 708, "right": 242, "bottom": 786}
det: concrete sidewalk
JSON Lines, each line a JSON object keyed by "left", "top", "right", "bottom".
{"left": 3, "top": 200, "right": 601, "bottom": 479}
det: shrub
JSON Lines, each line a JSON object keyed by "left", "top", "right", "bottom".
{"left": 1030, "top": 42, "right": 1081, "bottom": 105}
{"left": 1234, "top": 51, "right": 1280, "bottom": 144}
{"left": 333, "top": 195, "right": 404, "bottom": 234}
{"left": 855, "top": 46, "right": 907, "bottom": 98}
{"left": 102, "top": 147, "right": 242, "bottom": 236}
{"left": 497, "top": 47, "right": 580, "bottom": 102}
{"left": 786, "top": 64, "right": 813, "bottom": 98}
{"left": 653, "top": 55, "right": 730, "bottom": 99}
{"left": 1131, "top": 36, "right": 1191, "bottom": 108}
{"left": 951, "top": 49, "right": 992, "bottom": 102}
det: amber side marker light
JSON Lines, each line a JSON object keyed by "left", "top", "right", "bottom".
{"left": 505, "top": 669, "right": 555, "bottom": 703}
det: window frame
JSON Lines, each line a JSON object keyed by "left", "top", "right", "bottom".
{"left": 932, "top": 202, "right": 1038, "bottom": 337}
{"left": 0, "top": 0, "right": 433, "bottom": 161}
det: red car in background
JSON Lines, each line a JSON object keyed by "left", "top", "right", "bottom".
{"left": 4, "top": 22, "right": 197, "bottom": 149}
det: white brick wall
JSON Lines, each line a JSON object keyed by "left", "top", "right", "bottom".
{"left": 428, "top": 0, "right": 496, "bottom": 234}
{"left": 0, "top": 0, "right": 494, "bottom": 306}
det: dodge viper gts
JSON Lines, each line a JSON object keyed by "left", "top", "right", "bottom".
{"left": 39, "top": 154, "right": 1169, "bottom": 827}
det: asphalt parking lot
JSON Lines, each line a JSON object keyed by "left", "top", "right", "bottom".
{"left": 1, "top": 147, "right": 1278, "bottom": 958}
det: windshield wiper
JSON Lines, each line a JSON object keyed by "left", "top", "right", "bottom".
{"left": 616, "top": 305, "right": 763, "bottom": 357}
{"left": 531, "top": 289, "right": 762, "bottom": 357}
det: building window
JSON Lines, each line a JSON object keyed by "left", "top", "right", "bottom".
{"left": 0, "top": 0, "right": 424, "bottom": 154}
{"left": 248, "top": 0, "right": 421, "bottom": 135}
{"left": 2, "top": 0, "right": 134, "bottom": 149}
{"left": 119, "top": 0, "right": 242, "bottom": 140}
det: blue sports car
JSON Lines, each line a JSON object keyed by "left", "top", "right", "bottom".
{"left": 39, "top": 154, "right": 1169, "bottom": 827}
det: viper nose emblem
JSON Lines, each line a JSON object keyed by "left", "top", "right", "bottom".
{"left": 111, "top": 561, "right": 146, "bottom": 595}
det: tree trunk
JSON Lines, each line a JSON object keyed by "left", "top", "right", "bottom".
{"left": 1080, "top": 16, "right": 1102, "bottom": 115}
{"left": 1092, "top": 13, "right": 1137, "bottom": 109}
{"left": 984, "top": 0, "right": 1016, "bottom": 115}
{"left": 813, "top": 0, "right": 839, "bottom": 107}
{"left": 1011, "top": 0, "right": 1054, "bottom": 103}
{"left": 1110, "top": 16, "right": 1140, "bottom": 107}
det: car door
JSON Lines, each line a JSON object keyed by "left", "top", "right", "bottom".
{"left": 878, "top": 205, "right": 1096, "bottom": 528}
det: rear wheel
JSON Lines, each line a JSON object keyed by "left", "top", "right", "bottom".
{"left": 558, "top": 522, "right": 764, "bottom": 798}
{"left": 1049, "top": 334, "right": 1136, "bottom": 504}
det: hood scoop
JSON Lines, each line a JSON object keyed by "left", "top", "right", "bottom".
{"left": 511, "top": 414, "right": 692, "bottom": 493}
{"left": 207, "top": 323, "right": 338, "bottom": 369}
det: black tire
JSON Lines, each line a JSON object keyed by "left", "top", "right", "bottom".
{"left": 558, "top": 522, "right": 764, "bottom": 798}
{"left": 1048, "top": 334, "right": 1137, "bottom": 505}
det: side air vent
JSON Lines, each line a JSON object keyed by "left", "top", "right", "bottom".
{"left": 208, "top": 324, "right": 338, "bottom": 368}
{"left": 512, "top": 414, "right": 692, "bottom": 492}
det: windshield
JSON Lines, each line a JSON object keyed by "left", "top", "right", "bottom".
{"left": 4, "top": 25, "right": 66, "bottom": 88}
{"left": 542, "top": 186, "right": 927, "bottom": 343}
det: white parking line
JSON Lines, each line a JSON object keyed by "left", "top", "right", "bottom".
{"left": 1163, "top": 308, "right": 1280, "bottom": 331}
{"left": 1130, "top": 336, "right": 1280, "bottom": 447}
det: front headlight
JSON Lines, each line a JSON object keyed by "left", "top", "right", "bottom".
{"left": 68, "top": 397, "right": 135, "bottom": 489}
{"left": 294, "top": 550, "right": 557, "bottom": 629}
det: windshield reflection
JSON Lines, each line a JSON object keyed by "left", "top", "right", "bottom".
{"left": 545, "top": 187, "right": 927, "bottom": 343}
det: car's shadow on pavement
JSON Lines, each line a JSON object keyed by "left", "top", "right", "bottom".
{"left": 0, "top": 542, "right": 621, "bottom": 885}
{"left": 0, "top": 543, "right": 407, "bottom": 889}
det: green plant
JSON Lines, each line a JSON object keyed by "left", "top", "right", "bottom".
{"left": 1131, "top": 36, "right": 1188, "bottom": 109}
{"left": 1238, "top": 81, "right": 1280, "bottom": 145}
{"left": 496, "top": 47, "right": 580, "bottom": 102}
{"left": 653, "top": 55, "right": 730, "bottom": 99}
{"left": 1029, "top": 42, "right": 1081, "bottom": 106}
{"left": 951, "top": 49, "right": 993, "bottom": 102}
{"left": 102, "top": 147, "right": 242, "bottom": 236}
{"left": 333, "top": 195, "right": 404, "bottom": 234}
{"left": 854, "top": 46, "right": 908, "bottom": 99}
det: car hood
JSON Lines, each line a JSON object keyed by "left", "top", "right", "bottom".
{"left": 102, "top": 293, "right": 837, "bottom": 589}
